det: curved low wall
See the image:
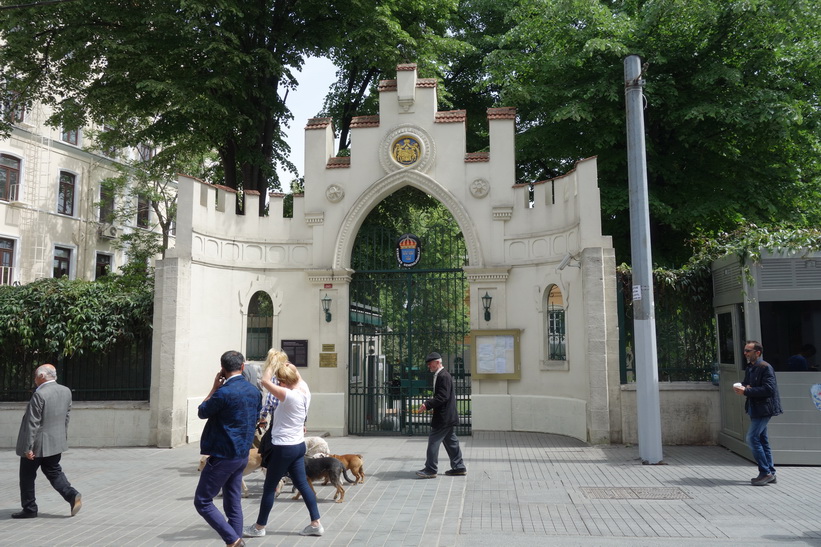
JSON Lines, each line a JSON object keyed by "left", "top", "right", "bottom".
{"left": 472, "top": 394, "right": 588, "bottom": 442}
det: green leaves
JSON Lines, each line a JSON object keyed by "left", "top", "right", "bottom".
{"left": 0, "top": 276, "right": 153, "bottom": 359}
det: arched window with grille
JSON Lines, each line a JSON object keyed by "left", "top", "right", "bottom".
{"left": 545, "top": 284, "right": 566, "bottom": 361}
{"left": 246, "top": 291, "right": 273, "bottom": 361}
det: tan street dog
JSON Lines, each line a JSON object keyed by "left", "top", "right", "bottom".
{"left": 198, "top": 448, "right": 264, "bottom": 498}
{"left": 293, "top": 456, "right": 356, "bottom": 503}
{"left": 326, "top": 454, "right": 365, "bottom": 484}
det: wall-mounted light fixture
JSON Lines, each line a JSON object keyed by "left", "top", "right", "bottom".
{"left": 557, "top": 252, "right": 580, "bottom": 271}
{"left": 482, "top": 292, "right": 492, "bottom": 321}
{"left": 321, "top": 293, "right": 332, "bottom": 322}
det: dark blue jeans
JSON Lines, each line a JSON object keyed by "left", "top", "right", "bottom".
{"left": 424, "top": 424, "right": 465, "bottom": 474}
{"left": 746, "top": 416, "right": 775, "bottom": 476}
{"left": 194, "top": 455, "right": 248, "bottom": 544}
{"left": 256, "top": 442, "right": 320, "bottom": 527}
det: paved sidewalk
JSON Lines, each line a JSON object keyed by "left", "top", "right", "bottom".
{"left": 1, "top": 431, "right": 819, "bottom": 546}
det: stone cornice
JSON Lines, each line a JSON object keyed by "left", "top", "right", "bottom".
{"left": 463, "top": 266, "right": 511, "bottom": 282}
{"left": 305, "top": 269, "right": 354, "bottom": 284}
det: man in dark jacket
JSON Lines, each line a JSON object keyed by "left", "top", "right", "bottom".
{"left": 195, "top": 350, "right": 262, "bottom": 547}
{"left": 416, "top": 352, "right": 467, "bottom": 479}
{"left": 734, "top": 340, "right": 783, "bottom": 486}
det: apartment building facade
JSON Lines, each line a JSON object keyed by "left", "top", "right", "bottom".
{"left": 1, "top": 102, "right": 161, "bottom": 285}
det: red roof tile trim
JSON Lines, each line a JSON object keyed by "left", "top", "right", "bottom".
{"left": 435, "top": 110, "right": 466, "bottom": 123}
{"left": 378, "top": 78, "right": 439, "bottom": 92}
{"left": 326, "top": 157, "right": 351, "bottom": 169}
{"left": 244, "top": 190, "right": 260, "bottom": 196}
{"left": 397, "top": 63, "right": 417, "bottom": 71}
{"left": 212, "top": 184, "right": 237, "bottom": 193}
{"left": 379, "top": 80, "right": 397, "bottom": 92}
{"left": 306, "top": 117, "right": 332, "bottom": 130}
{"left": 487, "top": 107, "right": 517, "bottom": 120}
{"left": 350, "top": 115, "right": 380, "bottom": 128}
{"left": 465, "top": 152, "right": 490, "bottom": 163}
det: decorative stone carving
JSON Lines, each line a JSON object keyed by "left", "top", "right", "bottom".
{"left": 470, "top": 178, "right": 490, "bottom": 199}
{"left": 379, "top": 124, "right": 435, "bottom": 174}
{"left": 325, "top": 184, "right": 345, "bottom": 203}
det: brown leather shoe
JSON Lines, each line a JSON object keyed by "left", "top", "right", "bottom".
{"left": 227, "top": 539, "right": 245, "bottom": 547}
{"left": 70, "top": 493, "right": 82, "bottom": 517}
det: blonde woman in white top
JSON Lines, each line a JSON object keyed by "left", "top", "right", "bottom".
{"left": 244, "top": 357, "right": 322, "bottom": 538}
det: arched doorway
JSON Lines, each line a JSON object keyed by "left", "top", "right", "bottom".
{"left": 348, "top": 187, "right": 471, "bottom": 436}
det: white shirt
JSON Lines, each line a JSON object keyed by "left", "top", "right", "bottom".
{"left": 272, "top": 382, "right": 311, "bottom": 446}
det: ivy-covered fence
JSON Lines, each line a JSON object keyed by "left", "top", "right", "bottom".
{"left": 617, "top": 266, "right": 715, "bottom": 383}
{"left": 0, "top": 276, "right": 153, "bottom": 402}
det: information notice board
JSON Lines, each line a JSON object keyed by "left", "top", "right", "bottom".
{"left": 470, "top": 329, "right": 521, "bottom": 380}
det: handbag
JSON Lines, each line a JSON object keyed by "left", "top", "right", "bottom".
{"left": 259, "top": 425, "right": 273, "bottom": 468}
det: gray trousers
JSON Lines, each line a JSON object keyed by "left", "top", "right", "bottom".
{"left": 424, "top": 425, "right": 465, "bottom": 473}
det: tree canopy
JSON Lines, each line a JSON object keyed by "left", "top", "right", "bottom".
{"left": 469, "top": 0, "right": 821, "bottom": 265}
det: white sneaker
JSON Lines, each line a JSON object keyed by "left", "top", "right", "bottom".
{"left": 243, "top": 525, "right": 266, "bottom": 537}
{"left": 300, "top": 524, "right": 324, "bottom": 536}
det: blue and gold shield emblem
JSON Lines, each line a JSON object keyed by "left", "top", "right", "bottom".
{"left": 396, "top": 234, "right": 422, "bottom": 267}
{"left": 391, "top": 136, "right": 421, "bottom": 166}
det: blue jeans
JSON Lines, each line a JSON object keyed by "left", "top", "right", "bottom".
{"left": 255, "top": 442, "right": 320, "bottom": 527}
{"left": 194, "top": 455, "right": 247, "bottom": 544}
{"left": 746, "top": 416, "right": 775, "bottom": 476}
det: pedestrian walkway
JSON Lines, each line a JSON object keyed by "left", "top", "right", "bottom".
{"left": 1, "top": 431, "right": 819, "bottom": 546}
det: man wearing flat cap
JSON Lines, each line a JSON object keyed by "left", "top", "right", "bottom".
{"left": 415, "top": 352, "right": 467, "bottom": 478}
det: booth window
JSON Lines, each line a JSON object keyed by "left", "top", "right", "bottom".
{"left": 546, "top": 284, "right": 566, "bottom": 361}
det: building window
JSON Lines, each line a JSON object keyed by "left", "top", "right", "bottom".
{"left": 53, "top": 246, "right": 71, "bottom": 278}
{"left": 546, "top": 285, "right": 566, "bottom": 361}
{"left": 62, "top": 127, "right": 79, "bottom": 145}
{"left": 1, "top": 154, "right": 21, "bottom": 201}
{"left": 2, "top": 93, "right": 25, "bottom": 124}
{"left": 58, "top": 171, "right": 76, "bottom": 215}
{"left": 0, "top": 237, "right": 14, "bottom": 285}
{"left": 137, "top": 143, "right": 155, "bottom": 162}
{"left": 246, "top": 291, "right": 273, "bottom": 361}
{"left": 136, "top": 195, "right": 150, "bottom": 227}
{"left": 99, "top": 184, "right": 115, "bottom": 223}
{"left": 101, "top": 125, "right": 118, "bottom": 158}
{"left": 95, "top": 253, "right": 112, "bottom": 279}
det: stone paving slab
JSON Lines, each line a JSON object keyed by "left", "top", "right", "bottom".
{"left": 0, "top": 431, "right": 819, "bottom": 546}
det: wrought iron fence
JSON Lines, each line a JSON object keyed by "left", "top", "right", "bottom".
{"left": 0, "top": 337, "right": 152, "bottom": 402}
{"left": 618, "top": 269, "right": 715, "bottom": 383}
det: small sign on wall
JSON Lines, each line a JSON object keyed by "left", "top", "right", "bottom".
{"left": 319, "top": 353, "right": 337, "bottom": 368}
{"left": 282, "top": 339, "right": 308, "bottom": 367}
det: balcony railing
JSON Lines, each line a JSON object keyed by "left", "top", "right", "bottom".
{"left": 1, "top": 265, "right": 13, "bottom": 286}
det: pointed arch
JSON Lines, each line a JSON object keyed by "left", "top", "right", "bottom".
{"left": 333, "top": 169, "right": 483, "bottom": 270}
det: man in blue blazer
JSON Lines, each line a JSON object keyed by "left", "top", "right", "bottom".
{"left": 14, "top": 364, "right": 82, "bottom": 518}
{"left": 195, "top": 350, "right": 262, "bottom": 547}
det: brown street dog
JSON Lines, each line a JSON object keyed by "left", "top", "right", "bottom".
{"left": 198, "top": 447, "right": 265, "bottom": 498}
{"left": 293, "top": 456, "right": 356, "bottom": 503}
{"left": 325, "top": 454, "right": 365, "bottom": 484}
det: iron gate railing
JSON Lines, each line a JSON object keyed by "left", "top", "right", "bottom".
{"left": 348, "top": 224, "right": 471, "bottom": 436}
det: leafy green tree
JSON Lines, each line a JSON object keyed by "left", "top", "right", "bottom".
{"left": 319, "top": 0, "right": 463, "bottom": 154}
{"left": 466, "top": 0, "right": 821, "bottom": 265}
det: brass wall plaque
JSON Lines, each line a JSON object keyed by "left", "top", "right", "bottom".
{"left": 321, "top": 344, "right": 335, "bottom": 352}
{"left": 319, "top": 353, "right": 337, "bottom": 368}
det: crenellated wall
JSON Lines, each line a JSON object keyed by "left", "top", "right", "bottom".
{"left": 150, "top": 63, "right": 621, "bottom": 447}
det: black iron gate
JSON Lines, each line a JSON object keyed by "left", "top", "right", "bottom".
{"left": 348, "top": 224, "right": 471, "bottom": 436}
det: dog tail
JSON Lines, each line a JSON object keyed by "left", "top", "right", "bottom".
{"left": 342, "top": 469, "right": 356, "bottom": 484}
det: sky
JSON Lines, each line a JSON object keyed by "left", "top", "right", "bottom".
{"left": 276, "top": 56, "right": 338, "bottom": 191}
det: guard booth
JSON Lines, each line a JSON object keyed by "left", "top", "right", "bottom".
{"left": 713, "top": 251, "right": 821, "bottom": 465}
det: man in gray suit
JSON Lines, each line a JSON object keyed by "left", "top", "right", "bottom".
{"left": 13, "top": 364, "right": 82, "bottom": 519}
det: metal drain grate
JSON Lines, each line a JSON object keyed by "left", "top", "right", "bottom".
{"left": 580, "top": 487, "right": 691, "bottom": 500}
